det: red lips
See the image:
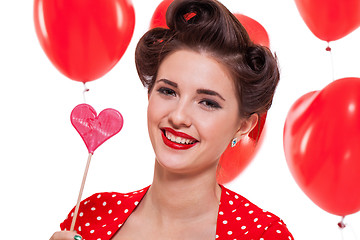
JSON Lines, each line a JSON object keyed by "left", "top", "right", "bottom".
{"left": 161, "top": 127, "right": 198, "bottom": 150}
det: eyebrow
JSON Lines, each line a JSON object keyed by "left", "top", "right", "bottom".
{"left": 157, "top": 79, "right": 178, "bottom": 88}
{"left": 157, "top": 78, "right": 225, "bottom": 101}
{"left": 197, "top": 89, "right": 225, "bottom": 101}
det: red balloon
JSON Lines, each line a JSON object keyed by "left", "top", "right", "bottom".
{"left": 284, "top": 77, "right": 360, "bottom": 216}
{"left": 34, "top": 0, "right": 135, "bottom": 82}
{"left": 150, "top": 0, "right": 173, "bottom": 29}
{"left": 233, "top": 14, "right": 270, "bottom": 48}
{"left": 294, "top": 0, "right": 360, "bottom": 42}
{"left": 217, "top": 113, "right": 267, "bottom": 184}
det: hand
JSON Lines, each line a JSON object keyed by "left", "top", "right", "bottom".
{"left": 50, "top": 231, "right": 82, "bottom": 240}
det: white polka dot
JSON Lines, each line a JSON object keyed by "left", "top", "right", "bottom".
{"left": 85, "top": 223, "right": 90, "bottom": 227}
{"left": 78, "top": 226, "right": 81, "bottom": 231}
{"left": 107, "top": 231, "right": 112, "bottom": 235}
{"left": 288, "top": 236, "right": 292, "bottom": 240}
{"left": 244, "top": 203, "right": 250, "bottom": 207}
{"left": 227, "top": 231, "right": 232, "bottom": 235}
{"left": 71, "top": 212, "right": 74, "bottom": 217}
{"left": 108, "top": 209, "right": 112, "bottom": 214}
{"left": 249, "top": 210, "right": 254, "bottom": 214}
{"left": 117, "top": 200, "right": 121, "bottom": 205}
{"left": 97, "top": 216, "right": 102, "bottom": 220}
{"left": 223, "top": 220, "right": 228, "bottom": 224}
{"left": 257, "top": 225, "right": 262, "bottom": 228}
{"left": 241, "top": 226, "right": 246, "bottom": 230}
{"left": 90, "top": 230, "right": 95, "bottom": 234}
{"left": 215, "top": 235, "right": 219, "bottom": 239}
{"left": 260, "top": 238, "right": 264, "bottom": 240}
{"left": 102, "top": 224, "right": 107, "bottom": 228}
{"left": 84, "top": 200, "right": 89, "bottom": 205}
{"left": 91, "top": 207, "right": 96, "bottom": 211}
{"left": 265, "top": 226, "right": 269, "bottom": 230}
{"left": 219, "top": 211, "right": 224, "bottom": 215}
{"left": 236, "top": 217, "right": 241, "bottom": 221}
{"left": 133, "top": 191, "right": 138, "bottom": 194}
{"left": 103, "top": 201, "right": 107, "bottom": 206}
{"left": 277, "top": 230, "right": 282, "bottom": 234}
{"left": 112, "top": 194, "right": 117, "bottom": 197}
{"left": 267, "top": 214, "right": 272, "bottom": 217}
{"left": 124, "top": 194, "right": 129, "bottom": 197}
{"left": 97, "top": 238, "right": 101, "bottom": 240}
{"left": 245, "top": 231, "right": 249, "bottom": 235}
{"left": 232, "top": 209, "right": 237, "bottom": 213}
{"left": 134, "top": 201, "right": 139, "bottom": 205}
{"left": 140, "top": 190, "right": 144, "bottom": 192}
{"left": 79, "top": 212, "right": 84, "bottom": 217}
{"left": 124, "top": 209, "right": 129, "bottom": 213}
{"left": 226, "top": 191, "right": 230, "bottom": 195}
{"left": 254, "top": 218, "right": 258, "bottom": 222}
{"left": 97, "top": 194, "right": 101, "bottom": 198}
{"left": 235, "top": 195, "right": 239, "bottom": 199}
{"left": 114, "top": 217, "right": 118, "bottom": 221}
{"left": 229, "top": 200, "right": 233, "bottom": 205}
{"left": 118, "top": 224, "right": 122, "bottom": 227}
{"left": 278, "top": 221, "right": 283, "bottom": 225}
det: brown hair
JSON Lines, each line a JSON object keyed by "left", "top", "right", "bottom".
{"left": 135, "top": 0, "right": 280, "bottom": 118}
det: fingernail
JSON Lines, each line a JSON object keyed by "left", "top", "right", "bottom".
{"left": 74, "top": 235, "right": 82, "bottom": 240}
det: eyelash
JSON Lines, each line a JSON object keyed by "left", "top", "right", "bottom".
{"left": 199, "top": 99, "right": 222, "bottom": 109}
{"left": 156, "top": 87, "right": 222, "bottom": 110}
{"left": 157, "top": 87, "right": 176, "bottom": 97}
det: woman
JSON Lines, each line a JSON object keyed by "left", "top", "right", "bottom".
{"left": 52, "top": 0, "right": 294, "bottom": 239}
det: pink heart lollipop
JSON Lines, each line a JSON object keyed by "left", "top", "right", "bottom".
{"left": 71, "top": 103, "right": 124, "bottom": 154}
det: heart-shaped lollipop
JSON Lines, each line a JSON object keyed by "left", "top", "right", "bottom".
{"left": 69, "top": 103, "right": 123, "bottom": 231}
{"left": 71, "top": 104, "right": 124, "bottom": 154}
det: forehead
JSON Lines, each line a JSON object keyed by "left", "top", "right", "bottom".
{"left": 157, "top": 49, "right": 235, "bottom": 91}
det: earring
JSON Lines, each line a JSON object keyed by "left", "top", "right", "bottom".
{"left": 231, "top": 138, "right": 237, "bottom": 147}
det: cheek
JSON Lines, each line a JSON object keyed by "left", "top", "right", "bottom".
{"left": 199, "top": 113, "right": 239, "bottom": 144}
{"left": 147, "top": 96, "right": 171, "bottom": 128}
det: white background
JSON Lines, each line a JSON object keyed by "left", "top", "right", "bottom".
{"left": 1, "top": 0, "right": 360, "bottom": 239}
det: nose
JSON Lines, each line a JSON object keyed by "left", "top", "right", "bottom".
{"left": 168, "top": 99, "right": 192, "bottom": 128}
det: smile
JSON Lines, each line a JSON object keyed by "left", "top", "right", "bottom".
{"left": 161, "top": 128, "right": 198, "bottom": 150}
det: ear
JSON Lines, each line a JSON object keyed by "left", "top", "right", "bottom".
{"left": 235, "top": 113, "right": 259, "bottom": 139}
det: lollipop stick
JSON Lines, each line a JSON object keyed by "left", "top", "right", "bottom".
{"left": 70, "top": 153, "right": 93, "bottom": 231}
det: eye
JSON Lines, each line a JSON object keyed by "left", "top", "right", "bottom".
{"left": 199, "top": 99, "right": 222, "bottom": 110}
{"left": 157, "top": 87, "right": 176, "bottom": 97}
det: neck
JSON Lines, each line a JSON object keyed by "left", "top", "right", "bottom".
{"left": 144, "top": 161, "right": 222, "bottom": 223}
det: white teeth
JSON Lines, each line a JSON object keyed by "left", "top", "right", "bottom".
{"left": 165, "top": 130, "right": 195, "bottom": 145}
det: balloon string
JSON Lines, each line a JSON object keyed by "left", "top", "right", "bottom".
{"left": 326, "top": 41, "right": 335, "bottom": 82}
{"left": 83, "top": 83, "right": 89, "bottom": 103}
{"left": 70, "top": 153, "right": 93, "bottom": 232}
{"left": 338, "top": 216, "right": 359, "bottom": 240}
{"left": 338, "top": 216, "right": 346, "bottom": 240}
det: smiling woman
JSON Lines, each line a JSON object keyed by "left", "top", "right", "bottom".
{"left": 51, "top": 0, "right": 293, "bottom": 240}
{"left": 147, "top": 50, "right": 245, "bottom": 176}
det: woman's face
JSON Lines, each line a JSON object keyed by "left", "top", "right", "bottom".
{"left": 147, "top": 49, "right": 252, "bottom": 176}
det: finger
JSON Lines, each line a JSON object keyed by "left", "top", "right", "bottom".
{"left": 50, "top": 231, "right": 82, "bottom": 240}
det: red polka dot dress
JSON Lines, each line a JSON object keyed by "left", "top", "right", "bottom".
{"left": 61, "top": 185, "right": 294, "bottom": 240}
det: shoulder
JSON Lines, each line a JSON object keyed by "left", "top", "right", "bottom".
{"left": 217, "top": 185, "right": 294, "bottom": 240}
{"left": 60, "top": 186, "right": 150, "bottom": 235}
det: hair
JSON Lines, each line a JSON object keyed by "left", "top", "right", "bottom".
{"left": 135, "top": 0, "right": 280, "bottom": 118}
